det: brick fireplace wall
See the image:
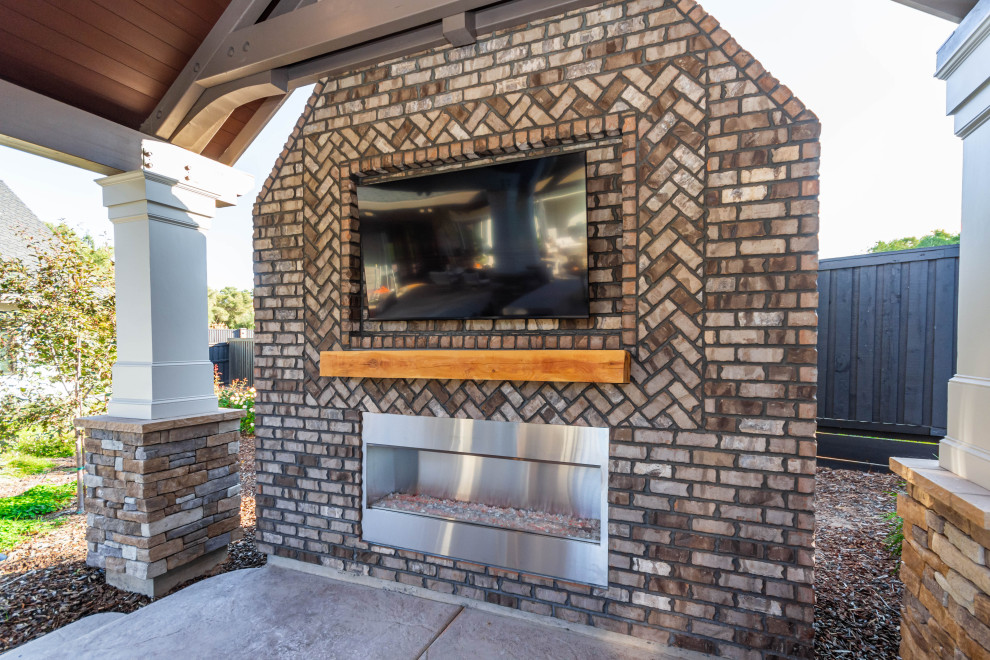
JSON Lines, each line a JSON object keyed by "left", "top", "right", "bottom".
{"left": 251, "top": 0, "right": 821, "bottom": 657}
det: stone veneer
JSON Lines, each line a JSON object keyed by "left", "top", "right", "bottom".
{"left": 893, "top": 458, "right": 990, "bottom": 660}
{"left": 252, "top": 0, "right": 821, "bottom": 657}
{"left": 80, "top": 410, "right": 244, "bottom": 597}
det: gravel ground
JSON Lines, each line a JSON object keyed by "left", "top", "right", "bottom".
{"left": 1, "top": 452, "right": 903, "bottom": 656}
{"left": 0, "top": 435, "right": 265, "bottom": 653}
{"left": 814, "top": 467, "right": 904, "bottom": 660}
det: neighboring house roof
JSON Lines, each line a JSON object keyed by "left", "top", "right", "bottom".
{"left": 0, "top": 179, "right": 52, "bottom": 263}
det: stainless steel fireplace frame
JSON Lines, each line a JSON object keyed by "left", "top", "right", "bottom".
{"left": 361, "top": 413, "right": 610, "bottom": 587}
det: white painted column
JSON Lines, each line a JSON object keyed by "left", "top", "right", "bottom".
{"left": 934, "top": 1, "right": 990, "bottom": 488}
{"left": 97, "top": 141, "right": 252, "bottom": 419}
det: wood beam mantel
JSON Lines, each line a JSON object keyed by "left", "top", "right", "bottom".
{"left": 320, "top": 350, "right": 631, "bottom": 384}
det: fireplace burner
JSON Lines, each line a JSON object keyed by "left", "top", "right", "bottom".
{"left": 370, "top": 492, "right": 601, "bottom": 541}
{"left": 362, "top": 413, "right": 609, "bottom": 586}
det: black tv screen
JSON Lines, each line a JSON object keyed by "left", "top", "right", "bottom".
{"left": 356, "top": 151, "right": 589, "bottom": 321}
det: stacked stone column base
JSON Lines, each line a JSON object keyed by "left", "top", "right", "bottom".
{"left": 78, "top": 410, "right": 245, "bottom": 598}
{"left": 893, "top": 457, "right": 990, "bottom": 659}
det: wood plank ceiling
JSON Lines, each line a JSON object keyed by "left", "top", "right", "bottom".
{"left": 0, "top": 0, "right": 269, "bottom": 160}
{"left": 0, "top": 0, "right": 230, "bottom": 129}
{"left": 1, "top": 0, "right": 972, "bottom": 171}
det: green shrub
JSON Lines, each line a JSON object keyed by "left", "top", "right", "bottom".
{"left": 0, "top": 483, "right": 76, "bottom": 519}
{"left": 883, "top": 510, "right": 904, "bottom": 558}
{"left": 13, "top": 429, "right": 75, "bottom": 458}
{"left": 215, "top": 368, "right": 255, "bottom": 435}
{"left": 0, "top": 466, "right": 77, "bottom": 552}
{"left": 883, "top": 484, "right": 906, "bottom": 559}
{"left": 0, "top": 394, "right": 77, "bottom": 454}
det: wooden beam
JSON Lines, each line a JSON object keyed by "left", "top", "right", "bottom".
{"left": 141, "top": 0, "right": 273, "bottom": 140}
{"left": 0, "top": 80, "right": 148, "bottom": 174}
{"left": 0, "top": 80, "right": 252, "bottom": 201}
{"left": 320, "top": 350, "right": 631, "bottom": 384}
{"left": 283, "top": 0, "right": 602, "bottom": 88}
{"left": 197, "top": 0, "right": 503, "bottom": 87}
{"left": 136, "top": 140, "right": 254, "bottom": 206}
{"left": 266, "top": 0, "right": 318, "bottom": 20}
{"left": 217, "top": 95, "right": 289, "bottom": 165}
{"left": 285, "top": 23, "right": 446, "bottom": 88}
{"left": 155, "top": 0, "right": 603, "bottom": 157}
{"left": 443, "top": 13, "right": 477, "bottom": 47}
{"left": 170, "top": 70, "right": 288, "bottom": 154}
{"left": 472, "top": 0, "right": 603, "bottom": 33}
{"left": 890, "top": 0, "right": 976, "bottom": 22}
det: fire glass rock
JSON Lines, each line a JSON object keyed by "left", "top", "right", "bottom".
{"left": 371, "top": 492, "right": 600, "bottom": 541}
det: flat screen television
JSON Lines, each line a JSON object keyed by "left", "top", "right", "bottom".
{"left": 356, "top": 151, "right": 589, "bottom": 321}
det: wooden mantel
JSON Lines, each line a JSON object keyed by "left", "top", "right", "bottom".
{"left": 319, "top": 350, "right": 630, "bottom": 384}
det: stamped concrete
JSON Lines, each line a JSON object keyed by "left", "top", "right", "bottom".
{"left": 3, "top": 566, "right": 460, "bottom": 660}
{"left": 3, "top": 564, "right": 711, "bottom": 659}
{"left": 425, "top": 608, "right": 702, "bottom": 660}
{"left": 1, "top": 613, "right": 127, "bottom": 660}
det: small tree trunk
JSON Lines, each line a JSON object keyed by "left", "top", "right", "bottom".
{"left": 75, "top": 334, "right": 84, "bottom": 514}
{"left": 75, "top": 426, "right": 84, "bottom": 515}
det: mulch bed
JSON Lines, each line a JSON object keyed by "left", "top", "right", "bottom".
{"left": 1, "top": 449, "right": 904, "bottom": 656}
{"left": 814, "top": 467, "right": 904, "bottom": 659}
{"left": 0, "top": 435, "right": 265, "bottom": 653}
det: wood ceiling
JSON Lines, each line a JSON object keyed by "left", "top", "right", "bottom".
{"left": 0, "top": 0, "right": 974, "bottom": 173}
{"left": 0, "top": 0, "right": 232, "bottom": 130}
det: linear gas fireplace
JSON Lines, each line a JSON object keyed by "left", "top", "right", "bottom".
{"left": 362, "top": 413, "right": 609, "bottom": 586}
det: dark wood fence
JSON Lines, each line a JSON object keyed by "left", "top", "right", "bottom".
{"left": 228, "top": 338, "right": 254, "bottom": 386}
{"left": 208, "top": 328, "right": 254, "bottom": 345}
{"left": 208, "top": 342, "right": 230, "bottom": 383}
{"left": 209, "top": 337, "right": 254, "bottom": 385}
{"left": 816, "top": 245, "right": 958, "bottom": 437}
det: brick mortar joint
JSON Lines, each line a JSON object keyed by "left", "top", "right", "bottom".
{"left": 250, "top": 1, "right": 821, "bottom": 655}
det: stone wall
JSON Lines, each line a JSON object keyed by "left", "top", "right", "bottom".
{"left": 894, "top": 458, "right": 990, "bottom": 660}
{"left": 252, "top": 0, "right": 820, "bottom": 656}
{"left": 80, "top": 411, "right": 244, "bottom": 597}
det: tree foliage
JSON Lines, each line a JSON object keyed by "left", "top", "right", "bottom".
{"left": 0, "top": 223, "right": 116, "bottom": 438}
{"left": 869, "top": 229, "right": 960, "bottom": 253}
{"left": 208, "top": 286, "right": 253, "bottom": 329}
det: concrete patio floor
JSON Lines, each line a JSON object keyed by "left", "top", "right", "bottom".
{"left": 3, "top": 563, "right": 712, "bottom": 659}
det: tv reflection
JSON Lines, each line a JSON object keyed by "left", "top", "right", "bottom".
{"left": 357, "top": 151, "right": 589, "bottom": 320}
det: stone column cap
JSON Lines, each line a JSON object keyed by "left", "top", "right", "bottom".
{"left": 892, "top": 457, "right": 990, "bottom": 530}
{"left": 75, "top": 408, "right": 246, "bottom": 433}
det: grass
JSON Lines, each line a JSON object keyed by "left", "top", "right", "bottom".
{"left": 0, "top": 425, "right": 79, "bottom": 551}
{"left": 0, "top": 518, "right": 67, "bottom": 552}
{"left": 0, "top": 483, "right": 76, "bottom": 553}
{"left": 2, "top": 453, "right": 56, "bottom": 477}
{"left": 0, "top": 426, "right": 75, "bottom": 478}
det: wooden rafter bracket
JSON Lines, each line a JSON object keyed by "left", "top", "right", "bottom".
{"left": 142, "top": 0, "right": 605, "bottom": 158}
{"left": 320, "top": 349, "right": 630, "bottom": 384}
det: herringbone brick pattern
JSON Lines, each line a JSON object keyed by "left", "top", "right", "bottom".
{"left": 298, "top": 57, "right": 719, "bottom": 429}
{"left": 251, "top": 0, "right": 821, "bottom": 657}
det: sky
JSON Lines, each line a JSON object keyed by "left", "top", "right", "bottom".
{"left": 0, "top": 0, "right": 962, "bottom": 289}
